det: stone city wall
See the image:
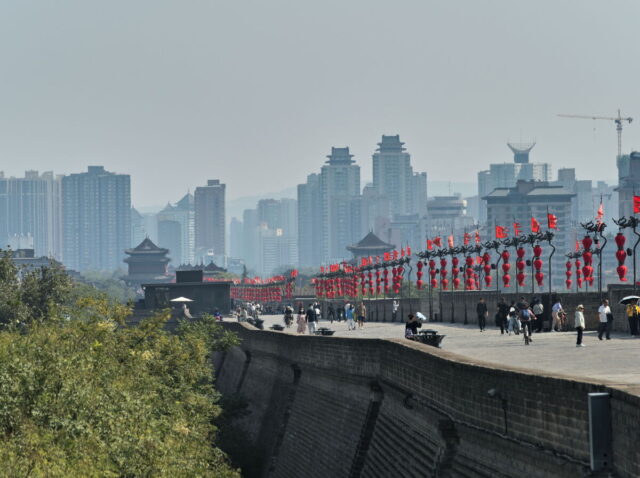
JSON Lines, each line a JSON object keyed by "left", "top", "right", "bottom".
{"left": 214, "top": 322, "right": 640, "bottom": 478}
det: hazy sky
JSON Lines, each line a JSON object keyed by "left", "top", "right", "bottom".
{"left": 1, "top": 1, "right": 639, "bottom": 208}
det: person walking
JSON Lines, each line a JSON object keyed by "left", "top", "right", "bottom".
{"left": 392, "top": 300, "right": 399, "bottom": 322}
{"left": 296, "top": 306, "right": 307, "bottom": 334}
{"left": 496, "top": 297, "right": 509, "bottom": 335}
{"left": 306, "top": 303, "right": 318, "bottom": 335}
{"left": 357, "top": 302, "right": 367, "bottom": 329}
{"left": 575, "top": 304, "right": 586, "bottom": 347}
{"left": 476, "top": 298, "right": 488, "bottom": 332}
{"left": 507, "top": 301, "right": 519, "bottom": 335}
{"left": 551, "top": 299, "right": 564, "bottom": 332}
{"left": 532, "top": 298, "right": 544, "bottom": 333}
{"left": 345, "top": 304, "right": 356, "bottom": 330}
{"left": 327, "top": 303, "right": 336, "bottom": 323}
{"left": 626, "top": 300, "right": 640, "bottom": 336}
{"left": 597, "top": 299, "right": 612, "bottom": 340}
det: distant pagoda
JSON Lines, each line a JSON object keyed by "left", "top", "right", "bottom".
{"left": 347, "top": 231, "right": 395, "bottom": 260}
{"left": 123, "top": 237, "right": 171, "bottom": 286}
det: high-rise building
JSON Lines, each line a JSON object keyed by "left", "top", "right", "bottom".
{"left": 372, "top": 135, "right": 426, "bottom": 216}
{"left": 0, "top": 171, "right": 62, "bottom": 259}
{"left": 194, "top": 180, "right": 225, "bottom": 264}
{"left": 62, "top": 166, "right": 131, "bottom": 271}
{"left": 319, "top": 147, "right": 361, "bottom": 263}
{"left": 297, "top": 173, "right": 322, "bottom": 267}
{"left": 156, "top": 192, "right": 195, "bottom": 266}
{"left": 229, "top": 217, "right": 243, "bottom": 259}
{"left": 478, "top": 142, "right": 552, "bottom": 223}
{"left": 131, "top": 207, "right": 147, "bottom": 247}
{"left": 484, "top": 180, "right": 574, "bottom": 290}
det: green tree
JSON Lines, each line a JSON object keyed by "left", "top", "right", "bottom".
{"left": 0, "top": 305, "right": 240, "bottom": 477}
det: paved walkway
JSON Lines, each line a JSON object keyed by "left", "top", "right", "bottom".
{"left": 232, "top": 314, "right": 640, "bottom": 391}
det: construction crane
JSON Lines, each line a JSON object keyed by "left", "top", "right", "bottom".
{"left": 558, "top": 109, "right": 633, "bottom": 157}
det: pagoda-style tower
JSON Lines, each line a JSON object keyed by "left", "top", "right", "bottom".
{"left": 346, "top": 231, "right": 395, "bottom": 260}
{"left": 123, "top": 238, "right": 171, "bottom": 286}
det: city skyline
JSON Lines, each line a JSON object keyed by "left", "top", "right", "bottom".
{"left": 0, "top": 1, "right": 637, "bottom": 207}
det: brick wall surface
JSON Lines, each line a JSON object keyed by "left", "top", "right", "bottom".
{"left": 215, "top": 322, "right": 640, "bottom": 478}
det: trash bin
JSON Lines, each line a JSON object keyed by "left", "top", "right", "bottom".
{"left": 416, "top": 330, "right": 445, "bottom": 348}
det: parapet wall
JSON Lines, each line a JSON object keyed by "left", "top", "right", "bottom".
{"left": 214, "top": 322, "right": 640, "bottom": 478}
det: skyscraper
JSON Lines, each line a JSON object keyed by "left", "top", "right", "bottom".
{"left": 194, "top": 179, "right": 225, "bottom": 264}
{"left": 156, "top": 192, "right": 195, "bottom": 266}
{"left": 0, "top": 171, "right": 62, "bottom": 259}
{"left": 478, "top": 142, "right": 552, "bottom": 223}
{"left": 297, "top": 173, "right": 322, "bottom": 267}
{"left": 372, "top": 135, "right": 420, "bottom": 216}
{"left": 319, "top": 147, "right": 361, "bottom": 263}
{"left": 62, "top": 166, "right": 131, "bottom": 271}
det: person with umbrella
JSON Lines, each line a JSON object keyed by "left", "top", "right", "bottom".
{"left": 620, "top": 295, "right": 640, "bottom": 336}
{"left": 405, "top": 313, "right": 422, "bottom": 338}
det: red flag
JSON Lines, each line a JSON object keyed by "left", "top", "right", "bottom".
{"left": 433, "top": 237, "right": 442, "bottom": 247}
{"left": 531, "top": 217, "right": 541, "bottom": 233}
{"left": 383, "top": 252, "right": 390, "bottom": 261}
{"left": 463, "top": 232, "right": 471, "bottom": 245}
{"left": 406, "top": 246, "right": 411, "bottom": 256}
{"left": 495, "top": 225, "right": 508, "bottom": 239}
{"left": 375, "top": 256, "right": 380, "bottom": 263}
{"left": 447, "top": 235, "right": 454, "bottom": 248}
{"left": 475, "top": 230, "right": 481, "bottom": 244}
{"left": 596, "top": 202, "right": 604, "bottom": 224}
{"left": 400, "top": 248, "right": 405, "bottom": 257}
{"left": 427, "top": 239, "right": 433, "bottom": 250}
{"left": 393, "top": 250, "right": 399, "bottom": 259}
{"left": 547, "top": 213, "right": 558, "bottom": 229}
{"left": 575, "top": 240, "right": 580, "bottom": 252}
{"left": 513, "top": 222, "right": 522, "bottom": 236}
{"left": 360, "top": 258, "right": 367, "bottom": 266}
{"left": 634, "top": 195, "right": 640, "bottom": 214}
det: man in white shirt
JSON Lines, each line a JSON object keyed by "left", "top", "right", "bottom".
{"left": 551, "top": 300, "right": 563, "bottom": 332}
{"left": 597, "top": 299, "right": 612, "bottom": 340}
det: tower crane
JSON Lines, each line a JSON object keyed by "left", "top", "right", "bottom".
{"left": 558, "top": 109, "right": 633, "bottom": 157}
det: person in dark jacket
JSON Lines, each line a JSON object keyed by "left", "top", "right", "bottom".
{"left": 477, "top": 298, "right": 488, "bottom": 332}
{"left": 306, "top": 304, "right": 318, "bottom": 335}
{"left": 405, "top": 313, "right": 422, "bottom": 337}
{"left": 496, "top": 297, "right": 509, "bottom": 335}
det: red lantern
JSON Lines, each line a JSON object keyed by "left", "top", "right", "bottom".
{"left": 617, "top": 265, "right": 628, "bottom": 282}
{"left": 484, "top": 275, "right": 492, "bottom": 287}
{"left": 516, "top": 272, "right": 526, "bottom": 287}
{"left": 453, "top": 277, "right": 461, "bottom": 289}
{"left": 582, "top": 235, "right": 593, "bottom": 251}
{"left": 431, "top": 278, "right": 438, "bottom": 288}
{"left": 533, "top": 245, "right": 543, "bottom": 258}
{"left": 502, "top": 273, "right": 511, "bottom": 287}
{"left": 516, "top": 247, "right": 525, "bottom": 259}
{"left": 565, "top": 279, "right": 572, "bottom": 289}
{"left": 502, "top": 263, "right": 510, "bottom": 273}
{"left": 535, "top": 271, "right": 544, "bottom": 286}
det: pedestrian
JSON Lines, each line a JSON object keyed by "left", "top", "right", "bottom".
{"left": 296, "top": 306, "right": 307, "bottom": 334}
{"left": 477, "top": 298, "right": 488, "bottom": 332}
{"left": 496, "top": 297, "right": 509, "bottom": 335}
{"left": 327, "top": 303, "right": 335, "bottom": 323}
{"left": 405, "top": 313, "right": 422, "bottom": 338}
{"left": 597, "top": 299, "right": 612, "bottom": 340}
{"left": 532, "top": 297, "right": 544, "bottom": 333}
{"left": 507, "top": 301, "right": 520, "bottom": 335}
{"left": 345, "top": 304, "right": 356, "bottom": 330}
{"left": 575, "top": 304, "right": 586, "bottom": 347}
{"left": 392, "top": 300, "right": 399, "bottom": 322}
{"left": 626, "top": 299, "right": 639, "bottom": 336}
{"left": 357, "top": 302, "right": 367, "bottom": 329}
{"left": 284, "top": 305, "right": 294, "bottom": 328}
{"left": 551, "top": 299, "right": 564, "bottom": 332}
{"left": 306, "top": 303, "right": 318, "bottom": 335}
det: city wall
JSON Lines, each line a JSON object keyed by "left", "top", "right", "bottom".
{"left": 318, "top": 285, "right": 638, "bottom": 333}
{"left": 214, "top": 322, "right": 640, "bottom": 478}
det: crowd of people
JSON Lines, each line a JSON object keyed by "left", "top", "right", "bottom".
{"left": 278, "top": 301, "right": 371, "bottom": 335}
{"left": 474, "top": 296, "right": 621, "bottom": 347}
